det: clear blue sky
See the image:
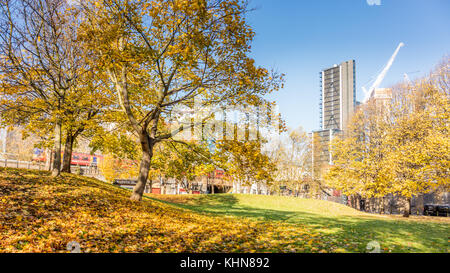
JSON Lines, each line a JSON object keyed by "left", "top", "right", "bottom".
{"left": 246, "top": 0, "right": 450, "bottom": 132}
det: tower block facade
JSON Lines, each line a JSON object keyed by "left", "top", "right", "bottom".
{"left": 314, "top": 60, "right": 356, "bottom": 174}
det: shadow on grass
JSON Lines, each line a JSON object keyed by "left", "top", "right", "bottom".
{"left": 3, "top": 167, "right": 446, "bottom": 253}
{"left": 148, "top": 194, "right": 449, "bottom": 253}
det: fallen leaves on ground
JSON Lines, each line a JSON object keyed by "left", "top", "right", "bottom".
{"left": 0, "top": 168, "right": 341, "bottom": 253}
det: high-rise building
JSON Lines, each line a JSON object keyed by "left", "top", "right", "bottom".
{"left": 313, "top": 60, "right": 356, "bottom": 175}
{"left": 312, "top": 128, "right": 340, "bottom": 172}
{"left": 320, "top": 60, "right": 356, "bottom": 130}
{"left": 370, "top": 88, "right": 392, "bottom": 109}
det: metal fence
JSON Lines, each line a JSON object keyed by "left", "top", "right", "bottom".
{"left": 0, "top": 158, "right": 45, "bottom": 170}
{"left": 0, "top": 158, "right": 101, "bottom": 177}
{"left": 70, "top": 165, "right": 101, "bottom": 176}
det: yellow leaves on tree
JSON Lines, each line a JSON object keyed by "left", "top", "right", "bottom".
{"left": 99, "top": 154, "right": 139, "bottom": 183}
{"left": 79, "top": 0, "right": 284, "bottom": 201}
{"left": 215, "top": 140, "right": 276, "bottom": 187}
{"left": 325, "top": 58, "right": 450, "bottom": 216}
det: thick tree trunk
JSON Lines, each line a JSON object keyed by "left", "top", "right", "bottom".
{"left": 51, "top": 122, "right": 62, "bottom": 177}
{"left": 130, "top": 132, "right": 153, "bottom": 201}
{"left": 403, "top": 197, "right": 411, "bottom": 217}
{"left": 355, "top": 195, "right": 361, "bottom": 210}
{"left": 61, "top": 134, "right": 74, "bottom": 173}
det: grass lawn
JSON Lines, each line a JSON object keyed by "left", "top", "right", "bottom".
{"left": 149, "top": 194, "right": 450, "bottom": 253}
{"left": 1, "top": 167, "right": 448, "bottom": 253}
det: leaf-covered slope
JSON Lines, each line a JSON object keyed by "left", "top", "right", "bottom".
{"left": 0, "top": 168, "right": 325, "bottom": 253}
{"left": 1, "top": 168, "right": 448, "bottom": 253}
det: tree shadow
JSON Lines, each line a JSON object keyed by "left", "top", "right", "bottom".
{"left": 3, "top": 167, "right": 447, "bottom": 253}
{"left": 150, "top": 193, "right": 449, "bottom": 252}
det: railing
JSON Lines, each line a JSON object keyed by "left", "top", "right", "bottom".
{"left": 0, "top": 158, "right": 45, "bottom": 170}
{"left": 0, "top": 158, "right": 101, "bottom": 177}
{"left": 71, "top": 165, "right": 101, "bottom": 176}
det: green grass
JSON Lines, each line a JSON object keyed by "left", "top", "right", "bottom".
{"left": 1, "top": 167, "right": 448, "bottom": 253}
{"left": 149, "top": 194, "right": 450, "bottom": 253}
{"left": 1, "top": 167, "right": 316, "bottom": 253}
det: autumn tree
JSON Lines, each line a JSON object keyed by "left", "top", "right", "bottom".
{"left": 0, "top": 127, "right": 38, "bottom": 161}
{"left": 384, "top": 59, "right": 450, "bottom": 217}
{"left": 327, "top": 97, "right": 401, "bottom": 212}
{"left": 309, "top": 131, "right": 333, "bottom": 198}
{"left": 215, "top": 139, "right": 275, "bottom": 194}
{"left": 163, "top": 141, "right": 213, "bottom": 194}
{"left": 326, "top": 57, "right": 450, "bottom": 216}
{"left": 268, "top": 127, "right": 312, "bottom": 196}
{"left": 59, "top": 67, "right": 108, "bottom": 173}
{"left": 0, "top": 0, "right": 107, "bottom": 175}
{"left": 80, "top": 0, "right": 283, "bottom": 201}
{"left": 99, "top": 153, "right": 139, "bottom": 182}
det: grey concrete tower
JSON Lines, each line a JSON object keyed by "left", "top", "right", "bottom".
{"left": 320, "top": 60, "right": 356, "bottom": 130}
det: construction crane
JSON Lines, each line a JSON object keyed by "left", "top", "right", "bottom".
{"left": 404, "top": 70, "right": 420, "bottom": 84}
{"left": 362, "top": 42, "right": 405, "bottom": 103}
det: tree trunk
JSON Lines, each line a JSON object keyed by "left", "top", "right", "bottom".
{"left": 183, "top": 178, "right": 191, "bottom": 194}
{"left": 51, "top": 121, "right": 62, "bottom": 177}
{"left": 416, "top": 194, "right": 424, "bottom": 215}
{"left": 403, "top": 197, "right": 411, "bottom": 217}
{"left": 353, "top": 195, "right": 359, "bottom": 210}
{"left": 61, "top": 134, "right": 74, "bottom": 173}
{"left": 161, "top": 177, "right": 166, "bottom": 195}
{"left": 46, "top": 148, "right": 52, "bottom": 171}
{"left": 353, "top": 195, "right": 359, "bottom": 209}
{"left": 380, "top": 197, "right": 386, "bottom": 214}
{"left": 130, "top": 133, "right": 153, "bottom": 201}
